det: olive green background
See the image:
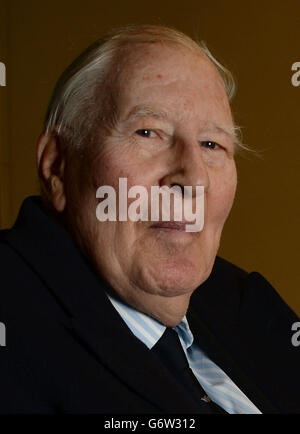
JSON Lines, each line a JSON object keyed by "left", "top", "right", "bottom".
{"left": 0, "top": 0, "right": 299, "bottom": 314}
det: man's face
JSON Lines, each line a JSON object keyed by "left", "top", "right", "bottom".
{"left": 63, "top": 43, "right": 237, "bottom": 320}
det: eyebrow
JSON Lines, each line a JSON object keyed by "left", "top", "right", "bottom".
{"left": 125, "top": 105, "right": 170, "bottom": 121}
{"left": 205, "top": 122, "right": 242, "bottom": 149}
{"left": 125, "top": 104, "right": 242, "bottom": 150}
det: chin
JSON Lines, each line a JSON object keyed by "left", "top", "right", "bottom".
{"left": 141, "top": 258, "right": 212, "bottom": 297}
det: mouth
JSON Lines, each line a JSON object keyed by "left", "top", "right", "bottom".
{"left": 150, "top": 221, "right": 190, "bottom": 232}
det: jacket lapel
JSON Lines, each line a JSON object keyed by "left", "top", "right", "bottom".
{"left": 187, "top": 305, "right": 278, "bottom": 414}
{"left": 67, "top": 313, "right": 210, "bottom": 413}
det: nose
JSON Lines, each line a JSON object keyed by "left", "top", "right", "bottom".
{"left": 159, "top": 140, "right": 210, "bottom": 194}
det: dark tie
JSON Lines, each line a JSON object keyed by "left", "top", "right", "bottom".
{"left": 152, "top": 327, "right": 227, "bottom": 414}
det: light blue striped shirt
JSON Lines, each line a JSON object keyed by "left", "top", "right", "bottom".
{"left": 106, "top": 292, "right": 261, "bottom": 414}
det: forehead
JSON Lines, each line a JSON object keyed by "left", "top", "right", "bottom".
{"left": 113, "top": 42, "right": 232, "bottom": 125}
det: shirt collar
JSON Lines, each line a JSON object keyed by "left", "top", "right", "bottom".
{"left": 106, "top": 292, "right": 194, "bottom": 350}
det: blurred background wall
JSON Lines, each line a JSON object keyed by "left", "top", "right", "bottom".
{"left": 0, "top": 0, "right": 299, "bottom": 314}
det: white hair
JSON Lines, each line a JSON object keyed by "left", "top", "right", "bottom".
{"left": 44, "top": 24, "right": 240, "bottom": 149}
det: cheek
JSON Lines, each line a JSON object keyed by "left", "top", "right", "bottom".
{"left": 87, "top": 152, "right": 149, "bottom": 233}
{"left": 89, "top": 146, "right": 143, "bottom": 192}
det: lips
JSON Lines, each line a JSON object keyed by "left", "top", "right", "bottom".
{"left": 150, "top": 221, "right": 189, "bottom": 231}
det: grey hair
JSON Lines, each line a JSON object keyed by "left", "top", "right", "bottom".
{"left": 44, "top": 24, "right": 239, "bottom": 150}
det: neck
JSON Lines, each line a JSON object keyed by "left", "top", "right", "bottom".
{"left": 109, "top": 285, "right": 193, "bottom": 327}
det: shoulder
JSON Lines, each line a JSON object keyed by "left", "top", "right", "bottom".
{"left": 190, "top": 256, "right": 247, "bottom": 312}
{"left": 0, "top": 230, "right": 66, "bottom": 322}
{"left": 204, "top": 255, "right": 248, "bottom": 288}
{"left": 190, "top": 255, "right": 298, "bottom": 329}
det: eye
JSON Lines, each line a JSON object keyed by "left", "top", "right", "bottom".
{"left": 135, "top": 129, "right": 155, "bottom": 138}
{"left": 200, "top": 141, "right": 220, "bottom": 150}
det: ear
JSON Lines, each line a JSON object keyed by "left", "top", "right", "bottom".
{"left": 37, "top": 131, "right": 67, "bottom": 212}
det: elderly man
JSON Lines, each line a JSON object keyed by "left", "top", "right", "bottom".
{"left": 0, "top": 25, "right": 299, "bottom": 414}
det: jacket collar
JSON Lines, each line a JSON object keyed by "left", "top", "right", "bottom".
{"left": 187, "top": 306, "right": 278, "bottom": 414}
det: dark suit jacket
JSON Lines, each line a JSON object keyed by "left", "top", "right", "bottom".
{"left": 0, "top": 196, "right": 299, "bottom": 414}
